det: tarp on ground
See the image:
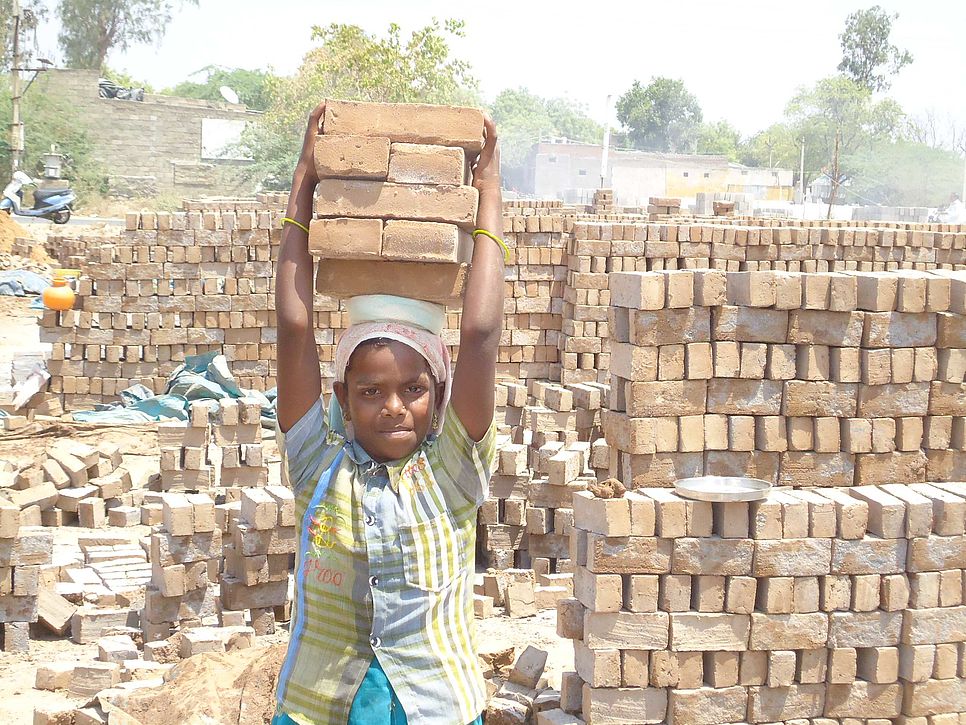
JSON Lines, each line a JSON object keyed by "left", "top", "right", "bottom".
{"left": 0, "top": 270, "right": 49, "bottom": 296}
{"left": 71, "top": 351, "right": 277, "bottom": 426}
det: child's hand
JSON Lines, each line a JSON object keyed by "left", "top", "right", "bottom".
{"left": 472, "top": 115, "right": 501, "bottom": 194}
{"left": 295, "top": 101, "right": 327, "bottom": 186}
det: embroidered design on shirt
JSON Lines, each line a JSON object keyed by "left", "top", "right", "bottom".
{"left": 307, "top": 502, "right": 341, "bottom": 557}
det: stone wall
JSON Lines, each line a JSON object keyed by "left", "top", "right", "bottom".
{"left": 39, "top": 70, "right": 259, "bottom": 196}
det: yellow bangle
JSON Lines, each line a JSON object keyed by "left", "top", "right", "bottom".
{"left": 282, "top": 217, "right": 310, "bottom": 235}
{"left": 472, "top": 228, "right": 510, "bottom": 264}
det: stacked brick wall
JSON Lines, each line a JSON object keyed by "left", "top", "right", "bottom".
{"left": 605, "top": 269, "right": 966, "bottom": 489}
{"left": 551, "top": 483, "right": 966, "bottom": 724}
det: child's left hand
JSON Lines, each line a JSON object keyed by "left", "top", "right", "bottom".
{"left": 472, "top": 115, "right": 501, "bottom": 194}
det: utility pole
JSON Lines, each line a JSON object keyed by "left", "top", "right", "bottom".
{"left": 826, "top": 130, "right": 840, "bottom": 221}
{"left": 9, "top": 0, "right": 25, "bottom": 175}
{"left": 799, "top": 137, "right": 805, "bottom": 220}
{"left": 600, "top": 94, "right": 612, "bottom": 190}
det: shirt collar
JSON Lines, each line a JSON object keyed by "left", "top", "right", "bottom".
{"left": 342, "top": 436, "right": 433, "bottom": 493}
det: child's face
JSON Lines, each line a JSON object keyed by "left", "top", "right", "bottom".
{"left": 334, "top": 341, "right": 443, "bottom": 463}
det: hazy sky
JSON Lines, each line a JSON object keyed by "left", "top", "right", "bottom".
{"left": 31, "top": 0, "right": 966, "bottom": 141}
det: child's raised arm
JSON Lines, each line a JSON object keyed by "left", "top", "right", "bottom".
{"left": 450, "top": 116, "right": 505, "bottom": 441}
{"left": 275, "top": 102, "right": 326, "bottom": 432}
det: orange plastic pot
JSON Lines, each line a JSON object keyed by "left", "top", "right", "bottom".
{"left": 43, "top": 277, "right": 76, "bottom": 311}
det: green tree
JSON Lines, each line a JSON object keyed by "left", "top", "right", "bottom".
{"left": 739, "top": 123, "right": 801, "bottom": 171}
{"left": 785, "top": 75, "right": 903, "bottom": 189}
{"left": 490, "top": 88, "right": 603, "bottom": 168}
{"left": 242, "top": 19, "right": 478, "bottom": 188}
{"left": 846, "top": 139, "right": 963, "bottom": 207}
{"left": 838, "top": 5, "right": 913, "bottom": 92}
{"left": 165, "top": 66, "right": 273, "bottom": 111}
{"left": 696, "top": 120, "right": 741, "bottom": 160}
{"left": 0, "top": 77, "right": 107, "bottom": 203}
{"left": 615, "top": 78, "right": 703, "bottom": 153}
{"left": 56, "top": 0, "right": 198, "bottom": 71}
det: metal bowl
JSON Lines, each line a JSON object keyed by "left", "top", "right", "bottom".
{"left": 673, "top": 476, "right": 772, "bottom": 502}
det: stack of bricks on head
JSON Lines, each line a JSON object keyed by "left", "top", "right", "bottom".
{"left": 308, "top": 99, "right": 484, "bottom": 307}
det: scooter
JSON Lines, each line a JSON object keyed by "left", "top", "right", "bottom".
{"left": 0, "top": 171, "right": 76, "bottom": 224}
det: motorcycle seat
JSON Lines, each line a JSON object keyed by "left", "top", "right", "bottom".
{"left": 33, "top": 187, "right": 67, "bottom": 203}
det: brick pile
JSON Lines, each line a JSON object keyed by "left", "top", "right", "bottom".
{"left": 605, "top": 268, "right": 966, "bottom": 488}
{"left": 562, "top": 225, "right": 613, "bottom": 384}
{"left": 0, "top": 439, "right": 134, "bottom": 529}
{"left": 647, "top": 196, "right": 682, "bottom": 218}
{"left": 158, "top": 400, "right": 215, "bottom": 491}
{"left": 213, "top": 398, "right": 267, "bottom": 491}
{"left": 307, "top": 100, "right": 484, "bottom": 306}
{"left": 143, "top": 492, "right": 219, "bottom": 641}
{"left": 0, "top": 503, "right": 53, "bottom": 651}
{"left": 219, "top": 486, "right": 295, "bottom": 635}
{"left": 554, "top": 482, "right": 966, "bottom": 724}
{"left": 143, "top": 494, "right": 222, "bottom": 642}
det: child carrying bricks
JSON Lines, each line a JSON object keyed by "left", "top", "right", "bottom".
{"left": 273, "top": 101, "right": 505, "bottom": 724}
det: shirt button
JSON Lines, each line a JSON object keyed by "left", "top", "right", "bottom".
{"left": 369, "top": 636, "right": 381, "bottom": 649}
{"left": 364, "top": 515, "right": 376, "bottom": 526}
{"left": 369, "top": 576, "right": 379, "bottom": 587}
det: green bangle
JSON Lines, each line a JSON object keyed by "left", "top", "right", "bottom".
{"left": 282, "top": 217, "right": 311, "bottom": 235}
{"left": 472, "top": 228, "right": 510, "bottom": 264}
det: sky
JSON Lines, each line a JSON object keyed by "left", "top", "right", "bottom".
{"left": 29, "top": 0, "right": 966, "bottom": 142}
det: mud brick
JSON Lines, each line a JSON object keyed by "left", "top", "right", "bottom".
{"left": 574, "top": 641, "right": 620, "bottom": 687}
{"left": 307, "top": 217, "right": 383, "bottom": 259}
{"left": 879, "top": 573, "right": 910, "bottom": 611}
{"left": 581, "top": 683, "right": 667, "bottom": 725}
{"left": 219, "top": 576, "right": 288, "bottom": 611}
{"left": 313, "top": 134, "right": 390, "bottom": 180}
{"left": 584, "top": 611, "right": 669, "bottom": 651}
{"left": 793, "top": 576, "right": 820, "bottom": 612}
{"left": 783, "top": 380, "right": 858, "bottom": 416}
{"left": 707, "top": 378, "right": 781, "bottom": 414}
{"left": 585, "top": 533, "right": 670, "bottom": 575}
{"left": 738, "top": 650, "right": 767, "bottom": 686}
{"left": 713, "top": 305, "right": 789, "bottom": 343}
{"left": 150, "top": 529, "right": 222, "bottom": 567}
{"left": 767, "top": 649, "right": 797, "bottom": 687}
{"left": 692, "top": 269, "right": 727, "bottom": 306}
{"left": 668, "top": 686, "right": 745, "bottom": 725}
{"left": 669, "top": 613, "right": 750, "bottom": 651}
{"left": 828, "top": 610, "right": 902, "bottom": 647}
{"left": 70, "top": 607, "right": 133, "bottom": 644}
{"left": 324, "top": 100, "right": 484, "bottom": 153}
{"left": 382, "top": 220, "right": 467, "bottom": 263}
{"left": 901, "top": 606, "right": 966, "bottom": 645}
{"left": 727, "top": 416, "right": 755, "bottom": 451}
{"left": 826, "top": 646, "right": 858, "bottom": 683}
{"left": 316, "top": 258, "right": 468, "bottom": 306}
{"left": 852, "top": 574, "right": 881, "bottom": 611}
{"left": 572, "top": 491, "right": 629, "bottom": 536}
{"left": 899, "top": 644, "right": 935, "bottom": 682}
{"left": 846, "top": 486, "right": 905, "bottom": 538}
{"left": 45, "top": 448, "right": 87, "bottom": 487}
{"left": 756, "top": 576, "right": 794, "bottom": 613}
{"left": 240, "top": 488, "right": 278, "bottom": 530}
{"left": 831, "top": 537, "right": 907, "bottom": 575}
{"left": 747, "top": 683, "right": 828, "bottom": 720}
{"left": 788, "top": 309, "right": 865, "bottom": 346}
{"left": 77, "top": 498, "right": 105, "bottom": 528}
{"left": 69, "top": 661, "right": 121, "bottom": 698}
{"left": 671, "top": 537, "right": 753, "bottom": 575}
{"left": 630, "top": 307, "right": 710, "bottom": 346}
{"left": 702, "top": 650, "right": 739, "bottom": 687}
{"left": 863, "top": 312, "right": 937, "bottom": 348}
{"left": 556, "top": 597, "right": 585, "bottom": 639}
{"left": 387, "top": 143, "right": 464, "bottom": 186}
{"left": 910, "top": 483, "right": 966, "bottom": 535}
{"left": 817, "top": 489, "right": 869, "bottom": 539}
{"left": 754, "top": 538, "right": 832, "bottom": 576}
{"left": 902, "top": 679, "right": 966, "bottom": 717}
{"left": 315, "top": 179, "right": 478, "bottom": 229}
{"left": 625, "top": 379, "right": 704, "bottom": 417}
{"left": 641, "top": 489, "right": 689, "bottom": 537}
{"left": 624, "top": 491, "right": 656, "bottom": 536}
{"left": 607, "top": 342, "right": 656, "bottom": 382}
{"left": 852, "top": 272, "right": 899, "bottom": 311}
{"left": 906, "top": 534, "right": 966, "bottom": 572}
{"left": 161, "top": 493, "right": 194, "bottom": 536}
{"left": 609, "top": 272, "right": 665, "bottom": 310}
{"left": 658, "top": 573, "right": 692, "bottom": 612}
{"left": 788, "top": 489, "right": 838, "bottom": 538}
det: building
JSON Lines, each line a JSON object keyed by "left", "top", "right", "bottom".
{"left": 522, "top": 140, "right": 795, "bottom": 208}
{"left": 36, "top": 69, "right": 260, "bottom": 197}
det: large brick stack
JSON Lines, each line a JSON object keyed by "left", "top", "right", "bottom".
{"left": 143, "top": 494, "right": 222, "bottom": 642}
{"left": 158, "top": 401, "right": 214, "bottom": 491}
{"left": 605, "top": 268, "right": 966, "bottom": 488}
{"left": 0, "top": 511, "right": 52, "bottom": 652}
{"left": 213, "top": 398, "right": 267, "bottom": 491}
{"left": 552, "top": 483, "right": 966, "bottom": 724}
{"left": 307, "top": 100, "right": 483, "bottom": 306}
{"left": 219, "top": 486, "right": 295, "bottom": 635}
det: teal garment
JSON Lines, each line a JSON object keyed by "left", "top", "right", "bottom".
{"left": 272, "top": 658, "right": 484, "bottom": 725}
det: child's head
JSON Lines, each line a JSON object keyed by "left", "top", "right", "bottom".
{"left": 333, "top": 329, "right": 449, "bottom": 463}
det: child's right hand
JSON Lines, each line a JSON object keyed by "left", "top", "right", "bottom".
{"left": 296, "top": 102, "right": 327, "bottom": 186}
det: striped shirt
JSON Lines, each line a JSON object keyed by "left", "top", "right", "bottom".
{"left": 277, "top": 398, "right": 496, "bottom": 724}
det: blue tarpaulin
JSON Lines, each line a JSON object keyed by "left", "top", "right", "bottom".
{"left": 71, "top": 351, "right": 277, "bottom": 427}
{"left": 0, "top": 270, "right": 50, "bottom": 297}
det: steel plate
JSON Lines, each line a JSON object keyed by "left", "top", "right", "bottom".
{"left": 673, "top": 476, "right": 772, "bottom": 502}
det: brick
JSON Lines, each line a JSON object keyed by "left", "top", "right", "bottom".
{"left": 581, "top": 684, "right": 667, "bottom": 725}
{"left": 382, "top": 220, "right": 468, "bottom": 263}
{"left": 584, "top": 611, "right": 669, "bottom": 651}
{"left": 313, "top": 134, "right": 390, "bottom": 179}
{"left": 824, "top": 682, "right": 902, "bottom": 719}
{"left": 316, "top": 258, "right": 468, "bottom": 306}
{"left": 315, "top": 179, "right": 478, "bottom": 229}
{"left": 388, "top": 143, "right": 464, "bottom": 185}
{"left": 749, "top": 613, "right": 829, "bottom": 650}
{"left": 307, "top": 218, "right": 383, "bottom": 258}
{"left": 747, "top": 684, "right": 827, "bottom": 721}
{"left": 668, "top": 686, "right": 745, "bottom": 725}
{"left": 671, "top": 537, "right": 753, "bottom": 575}
{"left": 324, "top": 100, "right": 484, "bottom": 152}
{"left": 753, "top": 538, "right": 832, "bottom": 576}
{"left": 669, "top": 613, "right": 750, "bottom": 651}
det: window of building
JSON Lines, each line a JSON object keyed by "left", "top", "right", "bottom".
{"left": 548, "top": 155, "right": 557, "bottom": 163}
{"left": 683, "top": 171, "right": 689, "bottom": 178}
{"left": 704, "top": 172, "right": 711, "bottom": 178}
{"left": 741, "top": 169, "right": 748, "bottom": 175}
{"left": 578, "top": 169, "right": 587, "bottom": 176}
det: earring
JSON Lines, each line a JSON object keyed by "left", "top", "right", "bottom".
{"left": 432, "top": 412, "right": 439, "bottom": 430}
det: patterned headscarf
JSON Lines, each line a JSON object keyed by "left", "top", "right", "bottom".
{"left": 329, "top": 320, "right": 452, "bottom": 440}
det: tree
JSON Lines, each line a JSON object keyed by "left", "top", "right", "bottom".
{"left": 1, "top": 0, "right": 47, "bottom": 69}
{"left": 615, "top": 78, "right": 702, "bottom": 153}
{"left": 846, "top": 139, "right": 963, "bottom": 207}
{"left": 696, "top": 120, "right": 741, "bottom": 160}
{"left": 740, "top": 123, "right": 801, "bottom": 171}
{"left": 490, "top": 88, "right": 603, "bottom": 168}
{"left": 56, "top": 0, "right": 198, "bottom": 71}
{"left": 166, "top": 66, "right": 273, "bottom": 111}
{"left": 838, "top": 5, "right": 913, "bottom": 92}
{"left": 242, "top": 19, "right": 478, "bottom": 188}
{"left": 785, "top": 75, "right": 903, "bottom": 189}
